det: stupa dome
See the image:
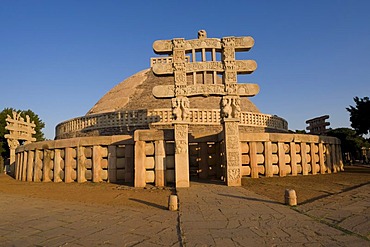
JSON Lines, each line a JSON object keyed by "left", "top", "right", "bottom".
{"left": 87, "top": 69, "right": 260, "bottom": 115}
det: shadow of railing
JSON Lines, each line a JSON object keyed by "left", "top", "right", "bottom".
{"left": 218, "top": 193, "right": 281, "bottom": 205}
{"left": 129, "top": 198, "right": 168, "bottom": 210}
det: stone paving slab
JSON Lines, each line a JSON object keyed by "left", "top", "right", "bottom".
{"left": 298, "top": 183, "right": 370, "bottom": 240}
{"left": 1, "top": 182, "right": 369, "bottom": 247}
{"left": 177, "top": 182, "right": 370, "bottom": 247}
{"left": 0, "top": 193, "right": 180, "bottom": 247}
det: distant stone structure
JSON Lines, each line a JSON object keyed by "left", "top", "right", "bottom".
{"left": 306, "top": 115, "right": 330, "bottom": 135}
{"left": 8, "top": 31, "right": 344, "bottom": 187}
{"left": 4, "top": 111, "right": 36, "bottom": 175}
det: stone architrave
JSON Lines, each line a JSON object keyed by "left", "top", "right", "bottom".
{"left": 306, "top": 115, "right": 330, "bottom": 135}
{"left": 152, "top": 84, "right": 259, "bottom": 98}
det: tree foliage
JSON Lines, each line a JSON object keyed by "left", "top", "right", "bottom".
{"left": 327, "top": 128, "right": 369, "bottom": 160}
{"left": 347, "top": 96, "right": 370, "bottom": 136}
{"left": 0, "top": 108, "right": 45, "bottom": 159}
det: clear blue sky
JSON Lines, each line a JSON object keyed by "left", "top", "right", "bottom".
{"left": 1, "top": 0, "right": 369, "bottom": 139}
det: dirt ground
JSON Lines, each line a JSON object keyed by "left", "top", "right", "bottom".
{"left": 0, "top": 165, "right": 369, "bottom": 208}
{"left": 0, "top": 175, "right": 174, "bottom": 210}
{"left": 242, "top": 165, "right": 370, "bottom": 204}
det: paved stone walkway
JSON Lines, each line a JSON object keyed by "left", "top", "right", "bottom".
{"left": 298, "top": 183, "right": 370, "bottom": 241}
{"left": 1, "top": 182, "right": 369, "bottom": 246}
{"left": 177, "top": 182, "right": 370, "bottom": 246}
{"left": 0, "top": 194, "right": 180, "bottom": 247}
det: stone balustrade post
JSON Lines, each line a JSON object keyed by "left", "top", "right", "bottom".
{"left": 290, "top": 143, "right": 297, "bottom": 176}
{"left": 264, "top": 141, "right": 273, "bottom": 177}
{"left": 278, "top": 142, "right": 286, "bottom": 177}
{"left": 21, "top": 151, "right": 28, "bottom": 182}
{"left": 78, "top": 146, "right": 87, "bottom": 183}
{"left": 54, "top": 149, "right": 62, "bottom": 182}
{"left": 26, "top": 150, "right": 34, "bottom": 181}
{"left": 33, "top": 150, "right": 41, "bottom": 182}
{"left": 93, "top": 146, "right": 103, "bottom": 182}
{"left": 125, "top": 144, "right": 134, "bottom": 183}
{"left": 134, "top": 140, "right": 146, "bottom": 187}
{"left": 301, "top": 143, "right": 308, "bottom": 175}
{"left": 310, "top": 143, "right": 317, "bottom": 175}
{"left": 108, "top": 145, "right": 117, "bottom": 183}
{"left": 64, "top": 147, "right": 73, "bottom": 183}
{"left": 155, "top": 140, "right": 166, "bottom": 187}
{"left": 319, "top": 143, "right": 325, "bottom": 174}
{"left": 43, "top": 150, "right": 52, "bottom": 182}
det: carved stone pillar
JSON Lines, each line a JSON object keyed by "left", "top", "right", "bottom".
{"left": 174, "top": 124, "right": 189, "bottom": 188}
{"left": 223, "top": 120, "right": 242, "bottom": 186}
{"left": 7, "top": 139, "right": 19, "bottom": 177}
{"left": 221, "top": 36, "right": 242, "bottom": 186}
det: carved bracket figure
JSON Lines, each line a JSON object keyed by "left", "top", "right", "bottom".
{"left": 172, "top": 97, "right": 190, "bottom": 122}
{"left": 221, "top": 97, "right": 241, "bottom": 120}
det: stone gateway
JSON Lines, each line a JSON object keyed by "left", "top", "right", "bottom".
{"left": 10, "top": 31, "right": 343, "bottom": 187}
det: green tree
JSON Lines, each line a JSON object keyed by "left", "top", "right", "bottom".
{"left": 295, "top": 129, "right": 307, "bottom": 134}
{"left": 327, "top": 128, "right": 369, "bottom": 161}
{"left": 0, "top": 108, "right": 45, "bottom": 159}
{"left": 347, "top": 96, "right": 370, "bottom": 136}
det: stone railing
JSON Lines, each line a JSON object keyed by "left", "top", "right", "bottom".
{"left": 239, "top": 112, "right": 288, "bottom": 130}
{"left": 55, "top": 109, "right": 288, "bottom": 138}
{"left": 14, "top": 135, "right": 134, "bottom": 183}
{"left": 238, "top": 133, "right": 343, "bottom": 178}
{"left": 14, "top": 132, "right": 343, "bottom": 185}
